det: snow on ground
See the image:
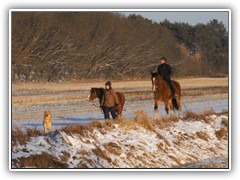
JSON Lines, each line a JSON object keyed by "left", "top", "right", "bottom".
{"left": 12, "top": 97, "right": 228, "bottom": 132}
{"left": 12, "top": 113, "right": 228, "bottom": 168}
{"left": 11, "top": 79, "right": 229, "bottom": 169}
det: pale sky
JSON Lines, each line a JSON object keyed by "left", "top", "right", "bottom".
{"left": 119, "top": 11, "right": 229, "bottom": 30}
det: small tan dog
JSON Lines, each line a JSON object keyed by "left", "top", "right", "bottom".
{"left": 43, "top": 110, "right": 52, "bottom": 133}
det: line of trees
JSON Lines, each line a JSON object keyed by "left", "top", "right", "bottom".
{"left": 11, "top": 12, "right": 229, "bottom": 82}
{"left": 160, "top": 18, "right": 228, "bottom": 75}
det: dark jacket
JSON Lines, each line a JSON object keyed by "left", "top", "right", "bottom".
{"left": 157, "top": 63, "right": 173, "bottom": 79}
{"left": 101, "top": 88, "right": 119, "bottom": 107}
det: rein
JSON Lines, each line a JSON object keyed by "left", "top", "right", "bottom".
{"left": 91, "top": 103, "right": 104, "bottom": 114}
{"left": 91, "top": 103, "right": 117, "bottom": 113}
{"left": 91, "top": 103, "right": 126, "bottom": 113}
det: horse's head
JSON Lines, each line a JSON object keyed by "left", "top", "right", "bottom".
{"left": 150, "top": 71, "right": 158, "bottom": 91}
{"left": 87, "top": 88, "right": 98, "bottom": 101}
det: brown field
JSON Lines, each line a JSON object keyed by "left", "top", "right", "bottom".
{"left": 11, "top": 77, "right": 228, "bottom": 123}
{"left": 12, "top": 77, "right": 228, "bottom": 106}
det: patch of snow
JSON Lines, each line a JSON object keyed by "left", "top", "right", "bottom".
{"left": 12, "top": 112, "right": 228, "bottom": 168}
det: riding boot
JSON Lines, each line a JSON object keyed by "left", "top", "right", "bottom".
{"left": 165, "top": 78, "right": 176, "bottom": 99}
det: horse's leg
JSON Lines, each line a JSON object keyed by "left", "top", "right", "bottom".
{"left": 164, "top": 101, "right": 169, "bottom": 116}
{"left": 118, "top": 107, "right": 122, "bottom": 116}
{"left": 154, "top": 99, "right": 160, "bottom": 119}
{"left": 168, "top": 99, "right": 174, "bottom": 117}
{"left": 177, "top": 97, "right": 183, "bottom": 119}
{"left": 118, "top": 106, "right": 123, "bottom": 120}
{"left": 165, "top": 99, "right": 174, "bottom": 118}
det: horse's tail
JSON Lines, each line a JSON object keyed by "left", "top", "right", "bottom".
{"left": 172, "top": 98, "right": 179, "bottom": 111}
{"left": 116, "top": 92, "right": 125, "bottom": 115}
{"left": 172, "top": 81, "right": 181, "bottom": 111}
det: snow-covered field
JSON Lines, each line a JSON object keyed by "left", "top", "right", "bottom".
{"left": 12, "top": 78, "right": 228, "bottom": 129}
{"left": 12, "top": 96, "right": 228, "bottom": 131}
{"left": 12, "top": 112, "right": 228, "bottom": 169}
{"left": 11, "top": 78, "right": 229, "bottom": 169}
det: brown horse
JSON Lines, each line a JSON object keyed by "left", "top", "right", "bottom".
{"left": 151, "top": 72, "right": 183, "bottom": 119}
{"left": 87, "top": 88, "right": 125, "bottom": 117}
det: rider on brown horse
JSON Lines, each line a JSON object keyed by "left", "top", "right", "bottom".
{"left": 100, "top": 81, "right": 119, "bottom": 120}
{"left": 157, "top": 56, "right": 176, "bottom": 99}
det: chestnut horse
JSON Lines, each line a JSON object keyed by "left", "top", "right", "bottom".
{"left": 151, "top": 72, "right": 183, "bottom": 119}
{"left": 87, "top": 88, "right": 125, "bottom": 117}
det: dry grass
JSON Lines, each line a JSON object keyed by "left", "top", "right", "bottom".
{"left": 185, "top": 109, "right": 229, "bottom": 129}
{"left": 61, "top": 125, "right": 93, "bottom": 136}
{"left": 77, "top": 157, "right": 94, "bottom": 168}
{"left": 12, "top": 128, "right": 43, "bottom": 146}
{"left": 90, "top": 119, "right": 123, "bottom": 130}
{"left": 168, "top": 155, "right": 182, "bottom": 165}
{"left": 12, "top": 86, "right": 228, "bottom": 107}
{"left": 12, "top": 77, "right": 228, "bottom": 92}
{"left": 132, "top": 111, "right": 161, "bottom": 132}
{"left": 107, "top": 110, "right": 173, "bottom": 147}
{"left": 185, "top": 109, "right": 215, "bottom": 119}
{"left": 157, "top": 134, "right": 171, "bottom": 147}
{"left": 182, "top": 86, "right": 228, "bottom": 97}
{"left": 117, "top": 119, "right": 136, "bottom": 132}
{"left": 103, "top": 142, "right": 122, "bottom": 156}
{"left": 78, "top": 150, "right": 91, "bottom": 156}
{"left": 105, "top": 119, "right": 113, "bottom": 127}
{"left": 114, "top": 116, "right": 123, "bottom": 123}
{"left": 133, "top": 110, "right": 155, "bottom": 131}
{"left": 91, "top": 147, "right": 112, "bottom": 163}
{"left": 203, "top": 109, "right": 217, "bottom": 116}
{"left": 215, "top": 128, "right": 228, "bottom": 140}
{"left": 77, "top": 161, "right": 89, "bottom": 168}
{"left": 12, "top": 78, "right": 228, "bottom": 107}
{"left": 154, "top": 117, "right": 177, "bottom": 129}
{"left": 196, "top": 131, "right": 209, "bottom": 141}
{"left": 90, "top": 120, "right": 104, "bottom": 128}
{"left": 185, "top": 109, "right": 218, "bottom": 123}
{"left": 185, "top": 111, "right": 200, "bottom": 119}
{"left": 12, "top": 109, "right": 229, "bottom": 168}
{"left": 221, "top": 117, "right": 228, "bottom": 127}
{"left": 177, "top": 77, "right": 228, "bottom": 89}
{"left": 176, "top": 158, "right": 228, "bottom": 168}
{"left": 132, "top": 110, "right": 172, "bottom": 146}
{"left": 12, "top": 152, "right": 68, "bottom": 168}
{"left": 60, "top": 151, "right": 71, "bottom": 162}
{"left": 13, "top": 94, "right": 84, "bottom": 106}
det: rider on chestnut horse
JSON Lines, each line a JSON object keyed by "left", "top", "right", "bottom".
{"left": 157, "top": 56, "right": 176, "bottom": 99}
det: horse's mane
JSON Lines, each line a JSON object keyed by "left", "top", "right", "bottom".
{"left": 155, "top": 75, "right": 164, "bottom": 82}
{"left": 96, "top": 87, "right": 104, "bottom": 90}
{"left": 151, "top": 73, "right": 164, "bottom": 86}
{"left": 151, "top": 72, "right": 158, "bottom": 78}
{"left": 95, "top": 88, "right": 104, "bottom": 99}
